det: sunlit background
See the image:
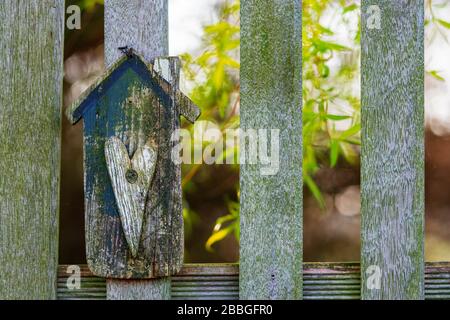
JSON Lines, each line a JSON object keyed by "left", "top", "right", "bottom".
{"left": 60, "top": 0, "right": 450, "bottom": 265}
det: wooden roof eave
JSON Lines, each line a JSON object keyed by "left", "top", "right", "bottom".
{"left": 66, "top": 52, "right": 200, "bottom": 125}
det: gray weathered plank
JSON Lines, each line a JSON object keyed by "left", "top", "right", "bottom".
{"left": 105, "top": 0, "right": 168, "bottom": 68}
{"left": 0, "top": 0, "right": 64, "bottom": 299}
{"left": 104, "top": 0, "right": 171, "bottom": 299}
{"left": 240, "top": 0, "right": 303, "bottom": 299}
{"left": 361, "top": 0, "right": 425, "bottom": 299}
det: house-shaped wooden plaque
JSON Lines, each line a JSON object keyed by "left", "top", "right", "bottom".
{"left": 67, "top": 53, "right": 200, "bottom": 279}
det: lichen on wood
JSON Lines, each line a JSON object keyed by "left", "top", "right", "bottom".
{"left": 0, "top": 0, "right": 64, "bottom": 299}
{"left": 103, "top": 0, "right": 178, "bottom": 300}
{"left": 105, "top": 0, "right": 168, "bottom": 68}
{"left": 240, "top": 0, "right": 303, "bottom": 299}
{"left": 361, "top": 0, "right": 424, "bottom": 300}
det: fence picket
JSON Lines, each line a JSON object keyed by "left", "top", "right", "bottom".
{"left": 361, "top": 0, "right": 425, "bottom": 299}
{"left": 0, "top": 0, "right": 64, "bottom": 299}
{"left": 104, "top": 0, "right": 171, "bottom": 300}
{"left": 240, "top": 0, "right": 303, "bottom": 299}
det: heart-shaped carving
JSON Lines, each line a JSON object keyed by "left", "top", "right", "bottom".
{"left": 105, "top": 136, "right": 157, "bottom": 257}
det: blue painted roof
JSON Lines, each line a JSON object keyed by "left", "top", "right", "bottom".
{"left": 67, "top": 53, "right": 200, "bottom": 125}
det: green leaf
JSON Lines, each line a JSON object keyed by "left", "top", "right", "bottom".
{"left": 319, "top": 63, "right": 330, "bottom": 78}
{"left": 304, "top": 174, "right": 325, "bottom": 209}
{"left": 330, "top": 140, "right": 339, "bottom": 167}
{"left": 222, "top": 56, "right": 240, "bottom": 68}
{"left": 234, "top": 222, "right": 240, "bottom": 240}
{"left": 343, "top": 4, "right": 358, "bottom": 14}
{"left": 341, "top": 138, "right": 361, "bottom": 146}
{"left": 354, "top": 19, "right": 361, "bottom": 43}
{"left": 436, "top": 19, "right": 450, "bottom": 29}
{"left": 326, "top": 114, "right": 351, "bottom": 121}
{"left": 213, "top": 62, "right": 225, "bottom": 89}
{"left": 313, "top": 39, "right": 352, "bottom": 53}
{"left": 213, "top": 214, "right": 237, "bottom": 232}
{"left": 427, "top": 70, "right": 445, "bottom": 82}
{"left": 342, "top": 141, "right": 360, "bottom": 164}
{"left": 339, "top": 124, "right": 361, "bottom": 140}
{"left": 206, "top": 226, "right": 234, "bottom": 252}
{"left": 317, "top": 24, "right": 334, "bottom": 35}
{"left": 196, "top": 51, "right": 215, "bottom": 66}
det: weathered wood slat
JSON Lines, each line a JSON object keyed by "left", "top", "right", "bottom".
{"left": 104, "top": 0, "right": 171, "bottom": 299}
{"left": 57, "top": 263, "right": 450, "bottom": 300}
{"left": 361, "top": 0, "right": 425, "bottom": 299}
{"left": 105, "top": 0, "right": 168, "bottom": 68}
{"left": 0, "top": 0, "right": 64, "bottom": 299}
{"left": 240, "top": 0, "right": 303, "bottom": 300}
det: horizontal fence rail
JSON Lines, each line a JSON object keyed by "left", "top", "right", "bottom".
{"left": 58, "top": 263, "right": 450, "bottom": 300}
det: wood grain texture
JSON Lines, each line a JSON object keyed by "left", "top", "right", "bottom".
{"left": 105, "top": 137, "right": 157, "bottom": 257}
{"left": 0, "top": 0, "right": 64, "bottom": 299}
{"left": 240, "top": 0, "right": 303, "bottom": 299}
{"left": 361, "top": 0, "right": 424, "bottom": 299}
{"left": 153, "top": 57, "right": 201, "bottom": 123}
{"left": 104, "top": 0, "right": 171, "bottom": 299}
{"left": 107, "top": 278, "right": 170, "bottom": 300}
{"left": 105, "top": 0, "right": 168, "bottom": 68}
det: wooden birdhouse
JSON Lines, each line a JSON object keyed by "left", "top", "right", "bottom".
{"left": 67, "top": 52, "right": 200, "bottom": 279}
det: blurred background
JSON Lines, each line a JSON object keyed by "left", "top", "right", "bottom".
{"left": 59, "top": 0, "right": 450, "bottom": 265}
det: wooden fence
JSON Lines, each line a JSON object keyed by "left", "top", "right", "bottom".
{"left": 57, "top": 263, "right": 450, "bottom": 300}
{"left": 0, "top": 0, "right": 438, "bottom": 300}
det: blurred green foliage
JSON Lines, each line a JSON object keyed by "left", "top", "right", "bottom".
{"left": 205, "top": 196, "right": 239, "bottom": 252}
{"left": 302, "top": 0, "right": 361, "bottom": 207}
{"left": 191, "top": 0, "right": 450, "bottom": 253}
{"left": 78, "top": 0, "right": 104, "bottom": 11}
{"left": 425, "top": 0, "right": 450, "bottom": 81}
{"left": 189, "top": 0, "right": 362, "bottom": 251}
{"left": 66, "top": 0, "right": 104, "bottom": 11}
{"left": 182, "top": 3, "right": 240, "bottom": 119}
{"left": 180, "top": 0, "right": 240, "bottom": 251}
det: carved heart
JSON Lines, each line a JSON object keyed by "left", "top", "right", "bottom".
{"left": 105, "top": 136, "right": 157, "bottom": 257}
